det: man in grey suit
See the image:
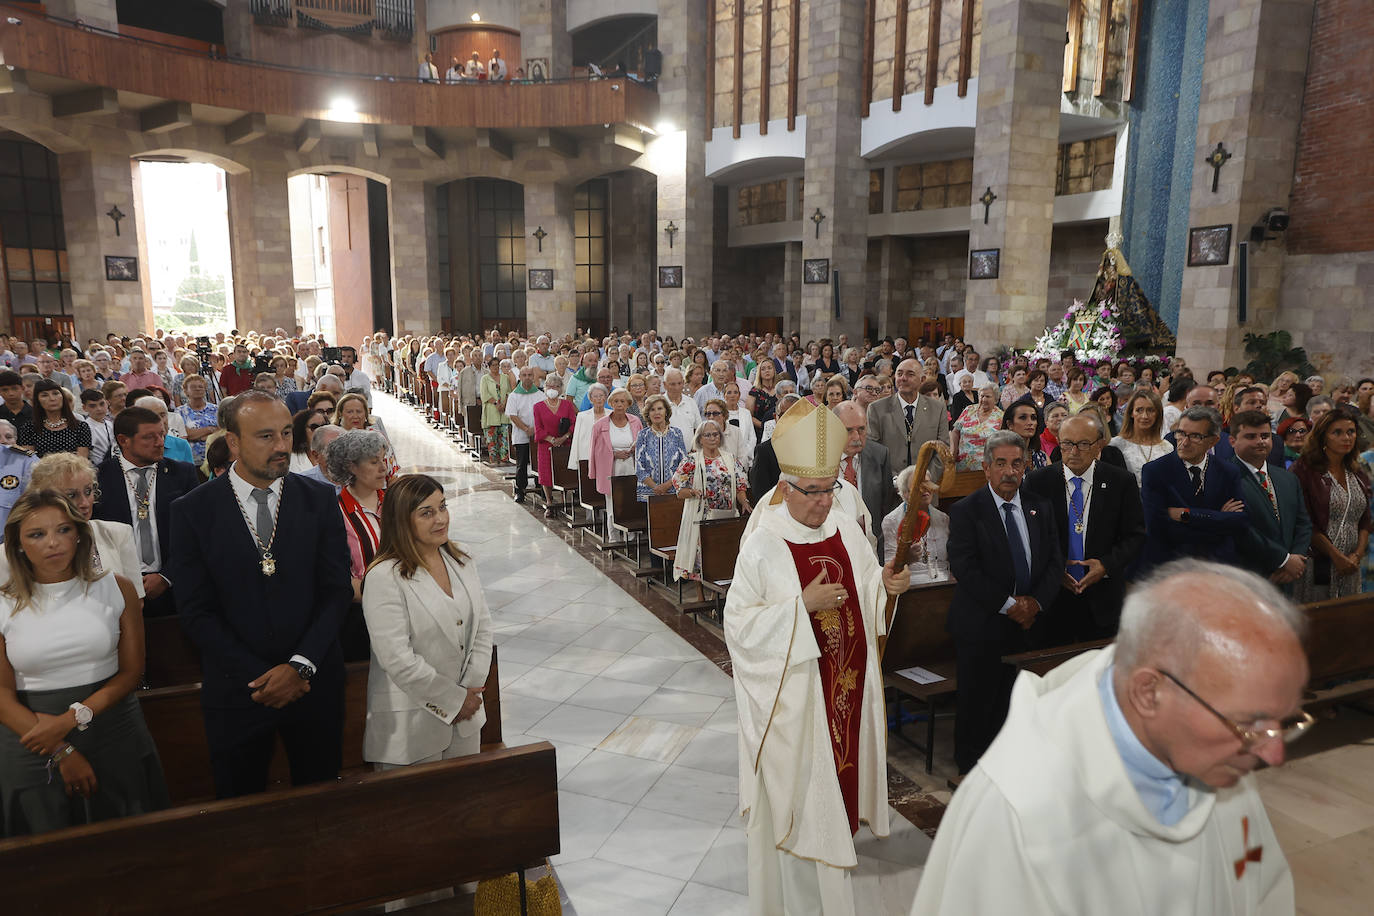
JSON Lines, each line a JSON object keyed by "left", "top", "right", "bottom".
{"left": 834, "top": 400, "right": 896, "bottom": 557}
{"left": 1230, "top": 409, "right": 1312, "bottom": 590}
{"left": 866, "top": 358, "right": 949, "bottom": 473}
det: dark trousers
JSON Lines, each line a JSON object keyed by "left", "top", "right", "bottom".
{"left": 205, "top": 679, "right": 344, "bottom": 799}
{"left": 1050, "top": 589, "right": 1120, "bottom": 644}
{"left": 142, "top": 585, "right": 177, "bottom": 619}
{"left": 953, "top": 639, "right": 1021, "bottom": 774}
{"left": 513, "top": 442, "right": 531, "bottom": 498}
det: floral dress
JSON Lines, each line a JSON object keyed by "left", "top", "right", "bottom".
{"left": 749, "top": 386, "right": 778, "bottom": 428}
{"left": 1294, "top": 470, "right": 1369, "bottom": 602}
{"left": 954, "top": 406, "right": 1001, "bottom": 470}
{"left": 671, "top": 452, "right": 748, "bottom": 580}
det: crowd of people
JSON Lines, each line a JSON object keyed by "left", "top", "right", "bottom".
{"left": 0, "top": 322, "right": 1366, "bottom": 916}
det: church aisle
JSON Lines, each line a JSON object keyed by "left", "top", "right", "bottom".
{"left": 373, "top": 393, "right": 930, "bottom": 916}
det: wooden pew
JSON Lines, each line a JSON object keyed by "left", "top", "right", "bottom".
{"left": 1003, "top": 639, "right": 1113, "bottom": 677}
{"left": 0, "top": 742, "right": 559, "bottom": 915}
{"left": 575, "top": 457, "right": 604, "bottom": 533}
{"left": 550, "top": 443, "right": 579, "bottom": 520}
{"left": 881, "top": 583, "right": 959, "bottom": 773}
{"left": 646, "top": 493, "right": 685, "bottom": 570}
{"left": 465, "top": 404, "right": 484, "bottom": 455}
{"left": 609, "top": 473, "right": 650, "bottom": 569}
{"left": 139, "top": 642, "right": 504, "bottom": 805}
{"left": 698, "top": 515, "right": 749, "bottom": 602}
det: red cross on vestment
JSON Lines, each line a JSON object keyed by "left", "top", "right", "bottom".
{"left": 1233, "top": 816, "right": 1264, "bottom": 879}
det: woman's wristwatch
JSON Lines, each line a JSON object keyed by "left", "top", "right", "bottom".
{"left": 69, "top": 702, "right": 93, "bottom": 731}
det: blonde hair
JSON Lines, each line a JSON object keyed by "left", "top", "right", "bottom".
{"left": 2, "top": 490, "right": 100, "bottom": 615}
{"left": 332, "top": 392, "right": 370, "bottom": 427}
{"left": 28, "top": 452, "right": 96, "bottom": 492}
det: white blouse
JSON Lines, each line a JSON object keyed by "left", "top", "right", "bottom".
{"left": 1110, "top": 436, "right": 1175, "bottom": 485}
{"left": 0, "top": 574, "right": 124, "bottom": 691}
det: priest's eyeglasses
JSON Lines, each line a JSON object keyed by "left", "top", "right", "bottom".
{"left": 789, "top": 481, "right": 842, "bottom": 499}
{"left": 1158, "top": 669, "right": 1315, "bottom": 747}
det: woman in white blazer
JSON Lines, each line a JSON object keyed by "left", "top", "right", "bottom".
{"left": 361, "top": 474, "right": 493, "bottom": 768}
{"left": 3, "top": 454, "right": 145, "bottom": 600}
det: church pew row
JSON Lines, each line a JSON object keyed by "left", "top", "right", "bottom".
{"left": 0, "top": 742, "right": 559, "bottom": 915}
{"left": 609, "top": 474, "right": 652, "bottom": 572}
{"left": 140, "top": 617, "right": 503, "bottom": 805}
{"left": 880, "top": 584, "right": 960, "bottom": 773}
{"left": 646, "top": 494, "right": 717, "bottom": 614}
{"left": 1002, "top": 593, "right": 1374, "bottom": 709}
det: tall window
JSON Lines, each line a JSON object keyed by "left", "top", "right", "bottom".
{"left": 475, "top": 180, "right": 525, "bottom": 326}
{"left": 0, "top": 138, "right": 70, "bottom": 331}
{"left": 574, "top": 180, "right": 607, "bottom": 332}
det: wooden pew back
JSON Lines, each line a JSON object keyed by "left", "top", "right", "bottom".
{"left": 699, "top": 516, "right": 748, "bottom": 585}
{"left": 551, "top": 444, "right": 578, "bottom": 491}
{"left": 880, "top": 585, "right": 958, "bottom": 678}
{"left": 647, "top": 494, "right": 686, "bottom": 554}
{"left": 1304, "top": 593, "right": 1374, "bottom": 683}
{"left": 610, "top": 474, "right": 647, "bottom": 532}
{"left": 0, "top": 743, "right": 559, "bottom": 915}
{"left": 578, "top": 459, "right": 604, "bottom": 510}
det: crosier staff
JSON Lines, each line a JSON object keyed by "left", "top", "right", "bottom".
{"left": 878, "top": 439, "right": 948, "bottom": 660}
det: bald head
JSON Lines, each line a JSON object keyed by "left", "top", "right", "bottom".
{"left": 894, "top": 359, "right": 923, "bottom": 397}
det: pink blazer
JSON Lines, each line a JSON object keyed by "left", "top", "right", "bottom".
{"left": 588, "top": 413, "right": 643, "bottom": 495}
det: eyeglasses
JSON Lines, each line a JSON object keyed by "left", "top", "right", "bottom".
{"left": 703, "top": 410, "right": 724, "bottom": 418}
{"left": 1158, "top": 669, "right": 1315, "bottom": 749}
{"left": 788, "top": 480, "right": 842, "bottom": 499}
{"left": 61, "top": 485, "right": 100, "bottom": 503}
{"left": 1175, "top": 431, "right": 1216, "bottom": 443}
{"left": 1059, "top": 438, "right": 1102, "bottom": 452}
{"left": 856, "top": 385, "right": 882, "bottom": 394}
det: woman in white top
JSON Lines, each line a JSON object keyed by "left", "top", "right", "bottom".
{"left": 0, "top": 453, "right": 146, "bottom": 600}
{"left": 1109, "top": 388, "right": 1174, "bottom": 484}
{"left": 721, "top": 380, "right": 756, "bottom": 472}
{"left": 0, "top": 490, "right": 167, "bottom": 835}
{"left": 361, "top": 475, "right": 493, "bottom": 768}
{"left": 882, "top": 463, "right": 951, "bottom": 582}
{"left": 568, "top": 382, "right": 609, "bottom": 471}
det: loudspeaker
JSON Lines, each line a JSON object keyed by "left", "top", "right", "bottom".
{"left": 644, "top": 49, "right": 663, "bottom": 80}
{"left": 1236, "top": 241, "right": 1249, "bottom": 324}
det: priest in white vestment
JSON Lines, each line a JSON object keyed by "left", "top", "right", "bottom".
{"left": 912, "top": 558, "right": 1311, "bottom": 915}
{"left": 725, "top": 399, "right": 909, "bottom": 915}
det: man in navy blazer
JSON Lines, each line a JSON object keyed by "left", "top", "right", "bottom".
{"left": 1140, "top": 407, "right": 1248, "bottom": 569}
{"left": 1229, "top": 409, "right": 1312, "bottom": 591}
{"left": 1024, "top": 413, "right": 1145, "bottom": 642}
{"left": 947, "top": 430, "right": 1063, "bottom": 774}
{"left": 92, "top": 405, "right": 200, "bottom": 617}
{"left": 171, "top": 391, "right": 353, "bottom": 799}
{"left": 1163, "top": 384, "right": 1235, "bottom": 461}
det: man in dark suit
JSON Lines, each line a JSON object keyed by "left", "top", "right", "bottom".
{"left": 1025, "top": 413, "right": 1145, "bottom": 642}
{"left": 947, "top": 430, "right": 1063, "bottom": 774}
{"left": 93, "top": 405, "right": 200, "bottom": 617}
{"left": 833, "top": 400, "right": 895, "bottom": 557}
{"left": 171, "top": 390, "right": 353, "bottom": 799}
{"left": 1164, "top": 385, "right": 1235, "bottom": 461}
{"left": 1140, "top": 406, "right": 1248, "bottom": 569}
{"left": 1230, "top": 409, "right": 1312, "bottom": 591}
{"left": 865, "top": 358, "right": 948, "bottom": 474}
{"left": 750, "top": 393, "right": 798, "bottom": 503}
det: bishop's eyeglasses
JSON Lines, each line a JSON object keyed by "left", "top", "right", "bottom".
{"left": 1158, "top": 669, "right": 1315, "bottom": 748}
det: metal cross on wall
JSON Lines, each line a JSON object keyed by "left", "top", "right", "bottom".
{"left": 664, "top": 220, "right": 679, "bottom": 250}
{"left": 106, "top": 205, "right": 125, "bottom": 236}
{"left": 1205, "top": 142, "right": 1232, "bottom": 193}
{"left": 810, "top": 208, "right": 826, "bottom": 239}
{"left": 532, "top": 226, "right": 547, "bottom": 252}
{"left": 978, "top": 187, "right": 997, "bottom": 225}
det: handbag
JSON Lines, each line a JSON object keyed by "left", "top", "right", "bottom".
{"left": 474, "top": 860, "right": 561, "bottom": 915}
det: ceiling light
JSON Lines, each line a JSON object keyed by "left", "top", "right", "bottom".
{"left": 654, "top": 119, "right": 677, "bottom": 135}
{"left": 324, "top": 97, "right": 360, "bottom": 122}
{"left": 471, "top": 13, "right": 481, "bottom": 22}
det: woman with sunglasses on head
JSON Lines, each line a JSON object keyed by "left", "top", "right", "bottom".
{"left": 0, "top": 490, "right": 168, "bottom": 835}
{"left": 290, "top": 409, "right": 330, "bottom": 474}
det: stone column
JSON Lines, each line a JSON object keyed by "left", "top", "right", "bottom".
{"left": 877, "top": 236, "right": 914, "bottom": 338}
{"left": 962, "top": 0, "right": 1068, "bottom": 351}
{"left": 518, "top": 0, "right": 572, "bottom": 79}
{"left": 800, "top": 0, "right": 869, "bottom": 342}
{"left": 58, "top": 149, "right": 150, "bottom": 338}
{"left": 782, "top": 241, "right": 803, "bottom": 334}
{"left": 524, "top": 181, "right": 576, "bottom": 337}
{"left": 45, "top": 0, "right": 117, "bottom": 31}
{"left": 610, "top": 171, "right": 656, "bottom": 334}
{"left": 654, "top": 0, "right": 713, "bottom": 340}
{"left": 227, "top": 168, "right": 295, "bottom": 332}
{"left": 1174, "top": 0, "right": 1314, "bottom": 371}
{"left": 388, "top": 179, "right": 441, "bottom": 336}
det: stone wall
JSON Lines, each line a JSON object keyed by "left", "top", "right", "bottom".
{"left": 1278, "top": 252, "right": 1374, "bottom": 377}
{"left": 1046, "top": 222, "right": 1107, "bottom": 327}
{"left": 910, "top": 234, "right": 969, "bottom": 322}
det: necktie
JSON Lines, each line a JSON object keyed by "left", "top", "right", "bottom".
{"left": 251, "top": 487, "right": 273, "bottom": 549}
{"left": 134, "top": 467, "right": 155, "bottom": 566}
{"left": 1003, "top": 502, "right": 1032, "bottom": 595}
{"left": 843, "top": 456, "right": 858, "bottom": 487}
{"left": 903, "top": 403, "right": 915, "bottom": 436}
{"left": 1067, "top": 477, "right": 1086, "bottom": 581}
{"left": 1189, "top": 465, "right": 1202, "bottom": 494}
{"left": 1256, "top": 469, "right": 1279, "bottom": 518}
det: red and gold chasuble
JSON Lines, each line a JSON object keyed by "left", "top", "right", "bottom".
{"left": 785, "top": 530, "right": 867, "bottom": 835}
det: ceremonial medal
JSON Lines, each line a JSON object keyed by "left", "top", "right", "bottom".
{"left": 1074, "top": 522, "right": 1085, "bottom": 534}
{"left": 232, "top": 484, "right": 284, "bottom": 579}
{"left": 137, "top": 506, "right": 149, "bottom": 520}
{"left": 261, "top": 554, "right": 277, "bottom": 577}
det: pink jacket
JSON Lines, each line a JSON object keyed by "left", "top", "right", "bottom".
{"left": 588, "top": 413, "right": 642, "bottom": 495}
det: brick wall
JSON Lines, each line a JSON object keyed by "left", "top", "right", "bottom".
{"left": 1287, "top": 0, "right": 1374, "bottom": 255}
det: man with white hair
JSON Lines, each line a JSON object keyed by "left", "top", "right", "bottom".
{"left": 694, "top": 358, "right": 743, "bottom": 412}
{"left": 299, "top": 424, "right": 343, "bottom": 493}
{"left": 912, "top": 559, "right": 1308, "bottom": 915}
{"left": 662, "top": 367, "right": 699, "bottom": 440}
{"left": 727, "top": 398, "right": 909, "bottom": 916}
{"left": 529, "top": 336, "right": 556, "bottom": 373}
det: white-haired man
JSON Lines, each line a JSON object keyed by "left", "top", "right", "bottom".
{"left": 912, "top": 559, "right": 1309, "bottom": 914}
{"left": 727, "top": 398, "right": 908, "bottom": 915}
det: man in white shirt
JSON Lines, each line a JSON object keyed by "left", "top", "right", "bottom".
{"left": 913, "top": 560, "right": 1308, "bottom": 915}
{"left": 444, "top": 56, "right": 464, "bottom": 83}
{"left": 488, "top": 48, "right": 508, "bottom": 80}
{"left": 528, "top": 336, "right": 557, "bottom": 373}
{"left": 662, "top": 368, "right": 699, "bottom": 441}
{"left": 694, "top": 358, "right": 743, "bottom": 412}
{"left": 338, "top": 346, "right": 372, "bottom": 406}
{"left": 948, "top": 350, "right": 990, "bottom": 392}
{"left": 464, "top": 51, "right": 486, "bottom": 79}
{"left": 418, "top": 52, "right": 438, "bottom": 82}
{"left": 505, "top": 366, "right": 543, "bottom": 504}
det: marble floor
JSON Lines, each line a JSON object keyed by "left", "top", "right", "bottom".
{"left": 374, "top": 393, "right": 929, "bottom": 916}
{"left": 374, "top": 392, "right": 1374, "bottom": 916}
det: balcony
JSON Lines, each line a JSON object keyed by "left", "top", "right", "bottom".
{"left": 0, "top": 10, "right": 658, "bottom": 135}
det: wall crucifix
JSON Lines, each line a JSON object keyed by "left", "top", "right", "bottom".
{"left": 978, "top": 187, "right": 997, "bottom": 225}
{"left": 106, "top": 205, "right": 126, "bottom": 236}
{"left": 1205, "top": 142, "right": 1232, "bottom": 193}
{"left": 532, "top": 226, "right": 548, "bottom": 253}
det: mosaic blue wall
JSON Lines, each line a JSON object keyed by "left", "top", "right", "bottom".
{"left": 1120, "top": 0, "right": 1210, "bottom": 332}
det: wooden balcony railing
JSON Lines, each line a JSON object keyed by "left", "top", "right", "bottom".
{"left": 0, "top": 10, "right": 658, "bottom": 132}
